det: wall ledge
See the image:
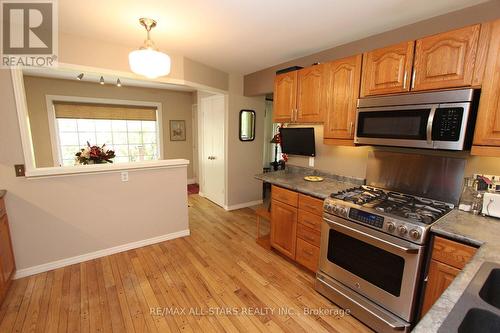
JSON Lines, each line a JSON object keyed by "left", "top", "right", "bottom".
{"left": 25, "top": 159, "right": 190, "bottom": 178}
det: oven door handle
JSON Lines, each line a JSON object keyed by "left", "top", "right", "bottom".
{"left": 325, "top": 218, "right": 420, "bottom": 254}
{"left": 426, "top": 105, "right": 438, "bottom": 145}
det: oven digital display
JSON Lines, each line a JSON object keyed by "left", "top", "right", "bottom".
{"left": 349, "top": 208, "right": 384, "bottom": 228}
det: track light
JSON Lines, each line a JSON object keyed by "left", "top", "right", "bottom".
{"left": 99, "top": 76, "right": 105, "bottom": 85}
{"left": 116, "top": 78, "right": 122, "bottom": 87}
{"left": 77, "top": 73, "right": 84, "bottom": 80}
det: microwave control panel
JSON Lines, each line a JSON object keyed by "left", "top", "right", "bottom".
{"left": 432, "top": 107, "right": 464, "bottom": 141}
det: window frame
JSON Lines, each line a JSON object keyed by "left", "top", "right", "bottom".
{"left": 46, "top": 95, "right": 164, "bottom": 166}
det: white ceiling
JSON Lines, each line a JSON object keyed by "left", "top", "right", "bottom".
{"left": 59, "top": 0, "right": 488, "bottom": 74}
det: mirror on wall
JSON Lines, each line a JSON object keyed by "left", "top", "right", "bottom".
{"left": 239, "top": 109, "right": 255, "bottom": 141}
{"left": 15, "top": 67, "right": 196, "bottom": 170}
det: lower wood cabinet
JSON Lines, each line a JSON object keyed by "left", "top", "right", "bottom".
{"left": 270, "top": 199, "right": 297, "bottom": 259}
{"left": 421, "top": 236, "right": 476, "bottom": 317}
{"left": 0, "top": 198, "right": 15, "bottom": 305}
{"left": 270, "top": 185, "right": 322, "bottom": 271}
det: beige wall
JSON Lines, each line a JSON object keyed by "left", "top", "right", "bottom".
{"left": 244, "top": 0, "right": 500, "bottom": 96}
{"left": 286, "top": 125, "right": 500, "bottom": 180}
{"left": 227, "top": 74, "right": 266, "bottom": 206}
{"left": 1, "top": 70, "right": 189, "bottom": 271}
{"left": 23, "top": 76, "right": 196, "bottom": 179}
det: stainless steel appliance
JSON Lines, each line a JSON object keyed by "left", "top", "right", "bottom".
{"left": 354, "top": 89, "right": 479, "bottom": 150}
{"left": 315, "top": 151, "right": 466, "bottom": 333}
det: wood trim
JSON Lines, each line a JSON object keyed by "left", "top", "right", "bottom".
{"left": 323, "top": 138, "right": 356, "bottom": 146}
{"left": 472, "top": 22, "right": 493, "bottom": 87}
{"left": 470, "top": 145, "right": 500, "bottom": 157}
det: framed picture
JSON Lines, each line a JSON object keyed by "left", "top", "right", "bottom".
{"left": 170, "top": 120, "right": 186, "bottom": 141}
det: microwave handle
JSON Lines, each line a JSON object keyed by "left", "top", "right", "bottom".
{"left": 426, "top": 105, "right": 438, "bottom": 144}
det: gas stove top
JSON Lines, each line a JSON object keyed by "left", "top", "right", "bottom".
{"left": 324, "top": 185, "right": 454, "bottom": 244}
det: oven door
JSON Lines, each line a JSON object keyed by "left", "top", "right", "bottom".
{"left": 355, "top": 104, "right": 437, "bottom": 149}
{"left": 319, "top": 213, "right": 424, "bottom": 321}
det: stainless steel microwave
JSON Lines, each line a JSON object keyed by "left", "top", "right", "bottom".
{"left": 354, "top": 89, "right": 480, "bottom": 150}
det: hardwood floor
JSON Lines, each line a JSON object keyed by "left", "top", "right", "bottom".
{"left": 0, "top": 195, "right": 371, "bottom": 332}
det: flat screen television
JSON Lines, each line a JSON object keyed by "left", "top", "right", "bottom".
{"left": 279, "top": 127, "right": 315, "bottom": 157}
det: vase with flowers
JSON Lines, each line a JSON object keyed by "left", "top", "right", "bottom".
{"left": 75, "top": 142, "right": 116, "bottom": 165}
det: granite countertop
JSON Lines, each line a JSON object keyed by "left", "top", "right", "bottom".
{"left": 0, "top": 190, "right": 6, "bottom": 199}
{"left": 254, "top": 166, "right": 365, "bottom": 199}
{"left": 413, "top": 210, "right": 500, "bottom": 332}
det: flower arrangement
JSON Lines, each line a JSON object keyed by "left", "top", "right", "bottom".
{"left": 75, "top": 142, "right": 115, "bottom": 165}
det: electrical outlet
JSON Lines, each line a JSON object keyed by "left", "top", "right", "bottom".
{"left": 14, "top": 164, "right": 25, "bottom": 177}
{"left": 120, "top": 171, "right": 129, "bottom": 182}
{"left": 309, "top": 156, "right": 315, "bottom": 167}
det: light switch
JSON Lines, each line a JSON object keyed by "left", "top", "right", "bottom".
{"left": 309, "top": 156, "right": 315, "bottom": 167}
{"left": 121, "top": 171, "right": 129, "bottom": 182}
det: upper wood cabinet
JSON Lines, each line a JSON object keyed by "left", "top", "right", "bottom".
{"left": 323, "top": 55, "right": 362, "bottom": 143}
{"left": 412, "top": 25, "right": 480, "bottom": 91}
{"left": 273, "top": 71, "right": 297, "bottom": 123}
{"left": 273, "top": 66, "right": 324, "bottom": 123}
{"left": 296, "top": 65, "right": 324, "bottom": 122}
{"left": 472, "top": 19, "right": 500, "bottom": 156}
{"left": 361, "top": 41, "right": 414, "bottom": 96}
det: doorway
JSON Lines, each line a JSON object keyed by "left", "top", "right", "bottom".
{"left": 198, "top": 93, "right": 226, "bottom": 207}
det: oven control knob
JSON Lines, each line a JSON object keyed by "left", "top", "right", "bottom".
{"left": 398, "top": 225, "right": 408, "bottom": 236}
{"left": 387, "top": 222, "right": 396, "bottom": 232}
{"left": 410, "top": 229, "right": 421, "bottom": 240}
{"left": 340, "top": 207, "right": 348, "bottom": 217}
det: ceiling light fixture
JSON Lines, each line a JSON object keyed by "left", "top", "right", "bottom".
{"left": 77, "top": 73, "right": 84, "bottom": 80}
{"left": 99, "top": 76, "right": 105, "bottom": 85}
{"left": 116, "top": 78, "right": 122, "bottom": 87}
{"left": 128, "top": 18, "right": 171, "bottom": 79}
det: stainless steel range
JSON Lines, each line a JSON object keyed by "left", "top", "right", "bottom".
{"left": 315, "top": 151, "right": 466, "bottom": 333}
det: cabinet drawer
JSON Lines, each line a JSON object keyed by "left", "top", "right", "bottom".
{"left": 298, "top": 194, "right": 323, "bottom": 216}
{"left": 272, "top": 185, "right": 298, "bottom": 207}
{"left": 296, "top": 238, "right": 320, "bottom": 272}
{"left": 0, "top": 198, "right": 5, "bottom": 219}
{"left": 298, "top": 210, "right": 322, "bottom": 232}
{"left": 297, "top": 223, "right": 321, "bottom": 247}
{"left": 432, "top": 236, "right": 477, "bottom": 270}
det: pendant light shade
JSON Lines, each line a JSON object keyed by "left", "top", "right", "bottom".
{"left": 129, "top": 18, "right": 171, "bottom": 79}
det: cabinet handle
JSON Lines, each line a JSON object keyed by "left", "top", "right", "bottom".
{"left": 403, "top": 71, "right": 408, "bottom": 89}
{"left": 411, "top": 70, "right": 416, "bottom": 89}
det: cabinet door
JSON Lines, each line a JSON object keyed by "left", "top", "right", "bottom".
{"left": 270, "top": 199, "right": 297, "bottom": 259}
{"left": 412, "top": 25, "right": 480, "bottom": 91}
{"left": 361, "top": 41, "right": 414, "bottom": 96}
{"left": 421, "top": 260, "right": 459, "bottom": 317}
{"left": 296, "top": 65, "right": 324, "bottom": 123}
{"left": 0, "top": 216, "right": 15, "bottom": 288}
{"left": 473, "top": 19, "right": 500, "bottom": 149}
{"left": 273, "top": 71, "right": 297, "bottom": 123}
{"left": 323, "top": 55, "right": 362, "bottom": 140}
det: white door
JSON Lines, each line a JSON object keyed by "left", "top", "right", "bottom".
{"left": 200, "top": 94, "right": 225, "bottom": 207}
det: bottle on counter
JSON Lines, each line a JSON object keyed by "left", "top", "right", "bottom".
{"left": 471, "top": 193, "right": 483, "bottom": 215}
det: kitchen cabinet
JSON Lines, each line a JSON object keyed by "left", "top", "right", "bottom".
{"left": 412, "top": 25, "right": 480, "bottom": 91}
{"left": 271, "top": 198, "right": 297, "bottom": 259}
{"left": 472, "top": 19, "right": 500, "bottom": 157}
{"left": 361, "top": 41, "right": 414, "bottom": 96}
{"left": 270, "top": 186, "right": 322, "bottom": 271}
{"left": 323, "top": 55, "right": 362, "bottom": 145}
{"left": 0, "top": 197, "right": 15, "bottom": 305}
{"left": 273, "top": 66, "right": 324, "bottom": 123}
{"left": 421, "top": 236, "right": 476, "bottom": 317}
{"left": 273, "top": 71, "right": 297, "bottom": 123}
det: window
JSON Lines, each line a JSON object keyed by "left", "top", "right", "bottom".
{"left": 50, "top": 99, "right": 162, "bottom": 166}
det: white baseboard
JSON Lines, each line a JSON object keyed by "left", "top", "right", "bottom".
{"left": 187, "top": 178, "right": 197, "bottom": 185}
{"left": 14, "top": 229, "right": 190, "bottom": 279}
{"left": 224, "top": 200, "right": 263, "bottom": 211}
